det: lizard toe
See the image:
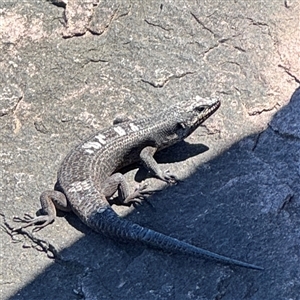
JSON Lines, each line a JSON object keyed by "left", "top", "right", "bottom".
{"left": 162, "top": 170, "right": 179, "bottom": 185}
{"left": 13, "top": 215, "right": 54, "bottom": 232}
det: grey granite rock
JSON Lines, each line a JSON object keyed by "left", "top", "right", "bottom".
{"left": 1, "top": 1, "right": 299, "bottom": 299}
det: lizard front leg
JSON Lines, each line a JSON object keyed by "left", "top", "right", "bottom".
{"left": 13, "top": 190, "right": 71, "bottom": 232}
{"left": 140, "top": 146, "right": 178, "bottom": 184}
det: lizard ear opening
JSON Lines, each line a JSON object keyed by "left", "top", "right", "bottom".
{"left": 177, "top": 122, "right": 186, "bottom": 130}
{"left": 175, "top": 122, "right": 188, "bottom": 138}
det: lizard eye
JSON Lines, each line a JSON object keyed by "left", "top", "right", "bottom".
{"left": 195, "top": 106, "right": 205, "bottom": 113}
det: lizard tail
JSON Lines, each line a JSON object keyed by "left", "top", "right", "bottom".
{"left": 89, "top": 208, "right": 263, "bottom": 270}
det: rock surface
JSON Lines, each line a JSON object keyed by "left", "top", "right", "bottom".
{"left": 0, "top": 1, "right": 299, "bottom": 299}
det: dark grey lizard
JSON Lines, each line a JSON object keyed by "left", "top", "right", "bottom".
{"left": 13, "top": 97, "right": 263, "bottom": 270}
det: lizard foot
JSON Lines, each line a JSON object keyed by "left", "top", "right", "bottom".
{"left": 123, "top": 182, "right": 155, "bottom": 206}
{"left": 108, "top": 182, "right": 155, "bottom": 208}
{"left": 158, "top": 170, "right": 181, "bottom": 185}
{"left": 13, "top": 213, "right": 54, "bottom": 232}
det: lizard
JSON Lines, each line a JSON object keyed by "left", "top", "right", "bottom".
{"left": 13, "top": 96, "right": 263, "bottom": 270}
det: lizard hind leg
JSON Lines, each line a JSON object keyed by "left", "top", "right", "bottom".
{"left": 102, "top": 173, "right": 152, "bottom": 207}
{"left": 13, "top": 190, "right": 70, "bottom": 232}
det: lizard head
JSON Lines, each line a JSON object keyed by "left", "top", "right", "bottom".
{"left": 157, "top": 97, "right": 220, "bottom": 147}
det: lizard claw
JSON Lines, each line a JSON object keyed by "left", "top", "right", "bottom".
{"left": 12, "top": 214, "right": 54, "bottom": 232}
{"left": 13, "top": 213, "right": 36, "bottom": 223}
{"left": 161, "top": 170, "right": 179, "bottom": 185}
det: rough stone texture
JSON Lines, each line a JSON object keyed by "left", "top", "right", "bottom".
{"left": 0, "top": 1, "right": 299, "bottom": 299}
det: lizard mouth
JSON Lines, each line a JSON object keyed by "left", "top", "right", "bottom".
{"left": 194, "top": 100, "right": 221, "bottom": 128}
